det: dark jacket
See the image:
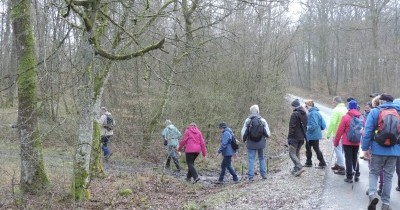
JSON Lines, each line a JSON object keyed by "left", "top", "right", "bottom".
{"left": 288, "top": 106, "right": 308, "bottom": 141}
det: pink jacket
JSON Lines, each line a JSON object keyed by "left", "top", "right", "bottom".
{"left": 334, "top": 109, "right": 364, "bottom": 146}
{"left": 178, "top": 125, "right": 207, "bottom": 157}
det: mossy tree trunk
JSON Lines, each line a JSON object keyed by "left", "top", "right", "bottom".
{"left": 10, "top": 0, "right": 49, "bottom": 194}
{"left": 65, "top": 0, "right": 170, "bottom": 201}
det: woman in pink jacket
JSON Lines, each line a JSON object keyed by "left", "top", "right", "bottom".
{"left": 334, "top": 100, "right": 364, "bottom": 183}
{"left": 177, "top": 123, "right": 207, "bottom": 183}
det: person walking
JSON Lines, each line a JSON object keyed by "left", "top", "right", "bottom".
{"left": 99, "top": 107, "right": 115, "bottom": 160}
{"left": 303, "top": 100, "right": 327, "bottom": 168}
{"left": 161, "top": 120, "right": 182, "bottom": 171}
{"left": 334, "top": 100, "right": 364, "bottom": 183}
{"left": 394, "top": 98, "right": 400, "bottom": 192}
{"left": 215, "top": 122, "right": 239, "bottom": 184}
{"left": 240, "top": 104, "right": 271, "bottom": 181}
{"left": 326, "top": 96, "right": 347, "bottom": 175}
{"left": 177, "top": 123, "right": 207, "bottom": 183}
{"left": 287, "top": 99, "right": 308, "bottom": 176}
{"left": 362, "top": 94, "right": 400, "bottom": 210}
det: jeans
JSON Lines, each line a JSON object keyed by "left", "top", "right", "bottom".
{"left": 289, "top": 140, "right": 304, "bottom": 171}
{"left": 247, "top": 148, "right": 267, "bottom": 179}
{"left": 305, "top": 140, "right": 326, "bottom": 166}
{"left": 101, "top": 135, "right": 111, "bottom": 157}
{"left": 343, "top": 145, "right": 360, "bottom": 179}
{"left": 218, "top": 156, "right": 238, "bottom": 182}
{"left": 332, "top": 137, "right": 345, "bottom": 167}
{"left": 186, "top": 153, "right": 199, "bottom": 180}
{"left": 368, "top": 155, "right": 397, "bottom": 205}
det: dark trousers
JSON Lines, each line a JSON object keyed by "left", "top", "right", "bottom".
{"left": 289, "top": 139, "right": 304, "bottom": 170}
{"left": 186, "top": 153, "right": 199, "bottom": 180}
{"left": 343, "top": 145, "right": 360, "bottom": 179}
{"left": 218, "top": 155, "right": 238, "bottom": 182}
{"left": 101, "top": 135, "right": 111, "bottom": 156}
{"left": 305, "top": 140, "right": 326, "bottom": 166}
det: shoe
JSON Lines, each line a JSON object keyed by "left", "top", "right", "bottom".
{"left": 315, "top": 165, "right": 325, "bottom": 169}
{"left": 354, "top": 176, "right": 360, "bottom": 182}
{"left": 377, "top": 188, "right": 382, "bottom": 196}
{"left": 262, "top": 176, "right": 267, "bottom": 180}
{"left": 294, "top": 169, "right": 305, "bottom": 177}
{"left": 233, "top": 180, "right": 240, "bottom": 184}
{"left": 368, "top": 194, "right": 379, "bottom": 210}
{"left": 360, "top": 156, "right": 364, "bottom": 159}
{"left": 396, "top": 186, "right": 400, "bottom": 191}
{"left": 331, "top": 164, "right": 340, "bottom": 170}
{"left": 318, "top": 163, "right": 327, "bottom": 167}
{"left": 344, "top": 178, "right": 353, "bottom": 183}
{"left": 185, "top": 177, "right": 191, "bottom": 182}
{"left": 215, "top": 180, "right": 224, "bottom": 184}
{"left": 334, "top": 168, "right": 345, "bottom": 175}
{"left": 247, "top": 177, "right": 254, "bottom": 182}
{"left": 303, "top": 163, "right": 313, "bottom": 167}
{"left": 381, "top": 204, "right": 392, "bottom": 210}
{"left": 193, "top": 177, "right": 200, "bottom": 184}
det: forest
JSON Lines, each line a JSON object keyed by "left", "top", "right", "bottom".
{"left": 0, "top": 0, "right": 399, "bottom": 209}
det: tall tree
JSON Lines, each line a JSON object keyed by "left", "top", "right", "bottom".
{"left": 10, "top": 0, "right": 49, "bottom": 194}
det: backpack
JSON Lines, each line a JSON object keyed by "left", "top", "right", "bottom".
{"left": 104, "top": 114, "right": 114, "bottom": 131}
{"left": 231, "top": 134, "right": 239, "bottom": 151}
{"left": 347, "top": 115, "right": 363, "bottom": 143}
{"left": 245, "top": 116, "right": 265, "bottom": 142}
{"left": 374, "top": 108, "right": 400, "bottom": 147}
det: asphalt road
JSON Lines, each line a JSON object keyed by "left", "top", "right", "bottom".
{"left": 286, "top": 94, "right": 400, "bottom": 210}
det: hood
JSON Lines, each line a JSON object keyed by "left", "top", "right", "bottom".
{"left": 309, "top": 106, "right": 319, "bottom": 112}
{"left": 379, "top": 102, "right": 400, "bottom": 110}
{"left": 394, "top": 98, "right": 400, "bottom": 105}
{"left": 167, "top": 124, "right": 175, "bottom": 130}
{"left": 347, "top": 109, "right": 362, "bottom": 117}
{"left": 248, "top": 113, "right": 261, "bottom": 119}
{"left": 294, "top": 106, "right": 306, "bottom": 115}
{"left": 222, "top": 127, "right": 233, "bottom": 133}
{"left": 187, "top": 126, "right": 200, "bottom": 134}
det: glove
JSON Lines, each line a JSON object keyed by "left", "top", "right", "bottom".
{"left": 163, "top": 140, "right": 167, "bottom": 146}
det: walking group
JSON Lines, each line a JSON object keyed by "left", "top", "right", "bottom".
{"left": 288, "top": 94, "right": 400, "bottom": 210}
{"left": 161, "top": 104, "right": 271, "bottom": 184}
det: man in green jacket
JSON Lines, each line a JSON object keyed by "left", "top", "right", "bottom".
{"left": 326, "top": 96, "right": 347, "bottom": 175}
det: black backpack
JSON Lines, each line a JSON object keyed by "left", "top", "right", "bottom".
{"left": 245, "top": 116, "right": 266, "bottom": 142}
{"left": 104, "top": 114, "right": 114, "bottom": 131}
{"left": 230, "top": 134, "right": 239, "bottom": 151}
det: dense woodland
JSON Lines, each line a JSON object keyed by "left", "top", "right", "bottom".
{"left": 0, "top": 0, "right": 399, "bottom": 209}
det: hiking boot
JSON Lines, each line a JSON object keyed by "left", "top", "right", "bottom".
{"left": 233, "top": 180, "right": 240, "bottom": 184}
{"left": 344, "top": 178, "right": 353, "bottom": 183}
{"left": 354, "top": 176, "right": 360, "bottom": 182}
{"left": 193, "top": 177, "right": 200, "bottom": 184}
{"left": 262, "top": 176, "right": 267, "bottom": 180}
{"left": 368, "top": 194, "right": 379, "bottom": 210}
{"left": 381, "top": 204, "right": 392, "bottom": 210}
{"left": 331, "top": 164, "right": 340, "bottom": 170}
{"left": 185, "top": 177, "right": 191, "bottom": 182}
{"left": 334, "top": 168, "right": 345, "bottom": 175}
{"left": 303, "top": 163, "right": 313, "bottom": 167}
{"left": 294, "top": 169, "right": 305, "bottom": 177}
{"left": 215, "top": 180, "right": 224, "bottom": 184}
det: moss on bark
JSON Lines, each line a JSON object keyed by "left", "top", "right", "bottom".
{"left": 90, "top": 121, "right": 105, "bottom": 178}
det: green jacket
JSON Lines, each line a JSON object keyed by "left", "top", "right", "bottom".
{"left": 326, "top": 103, "right": 347, "bottom": 138}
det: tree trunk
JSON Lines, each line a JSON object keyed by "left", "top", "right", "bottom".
{"left": 11, "top": 0, "right": 49, "bottom": 194}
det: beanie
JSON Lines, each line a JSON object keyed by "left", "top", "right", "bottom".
{"left": 348, "top": 100, "right": 358, "bottom": 110}
{"left": 291, "top": 99, "right": 300, "bottom": 107}
{"left": 219, "top": 122, "right": 227, "bottom": 129}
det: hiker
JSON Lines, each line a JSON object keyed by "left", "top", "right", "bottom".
{"left": 99, "top": 107, "right": 115, "bottom": 160}
{"left": 326, "top": 96, "right": 348, "bottom": 175}
{"left": 215, "top": 122, "right": 239, "bottom": 184}
{"left": 240, "top": 104, "right": 271, "bottom": 181}
{"left": 177, "top": 123, "right": 207, "bottom": 183}
{"left": 394, "top": 98, "right": 400, "bottom": 192}
{"left": 303, "top": 100, "right": 327, "bottom": 168}
{"left": 334, "top": 100, "right": 364, "bottom": 183}
{"left": 363, "top": 102, "right": 373, "bottom": 119}
{"left": 287, "top": 99, "right": 308, "bottom": 176}
{"left": 362, "top": 94, "right": 400, "bottom": 210}
{"left": 161, "top": 120, "right": 182, "bottom": 171}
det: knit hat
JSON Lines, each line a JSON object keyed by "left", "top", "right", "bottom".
{"left": 218, "top": 122, "right": 227, "bottom": 129}
{"left": 291, "top": 99, "right": 300, "bottom": 107}
{"left": 348, "top": 100, "right": 358, "bottom": 110}
{"left": 379, "top": 94, "right": 394, "bottom": 102}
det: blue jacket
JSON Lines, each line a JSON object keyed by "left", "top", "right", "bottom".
{"left": 361, "top": 102, "right": 400, "bottom": 156}
{"left": 218, "top": 127, "right": 236, "bottom": 156}
{"left": 306, "top": 107, "right": 326, "bottom": 141}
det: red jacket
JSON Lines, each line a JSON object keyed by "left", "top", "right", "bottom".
{"left": 334, "top": 109, "right": 364, "bottom": 147}
{"left": 178, "top": 125, "right": 207, "bottom": 157}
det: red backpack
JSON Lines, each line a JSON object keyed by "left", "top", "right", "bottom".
{"left": 375, "top": 108, "right": 400, "bottom": 147}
